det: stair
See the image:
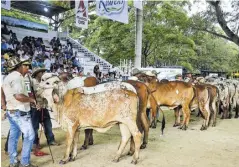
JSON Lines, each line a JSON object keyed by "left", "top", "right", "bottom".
{"left": 61, "top": 36, "right": 113, "bottom": 75}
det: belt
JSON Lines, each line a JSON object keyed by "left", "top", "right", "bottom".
{"left": 8, "top": 110, "right": 30, "bottom": 116}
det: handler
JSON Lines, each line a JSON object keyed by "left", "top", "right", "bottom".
{"left": 31, "top": 67, "right": 59, "bottom": 152}
{"left": 2, "top": 57, "right": 38, "bottom": 167}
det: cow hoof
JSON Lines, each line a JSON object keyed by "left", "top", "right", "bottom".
{"left": 235, "top": 115, "right": 239, "bottom": 118}
{"left": 112, "top": 158, "right": 119, "bottom": 163}
{"left": 228, "top": 114, "right": 232, "bottom": 119}
{"left": 69, "top": 157, "right": 75, "bottom": 162}
{"left": 127, "top": 151, "right": 134, "bottom": 156}
{"left": 80, "top": 145, "right": 87, "bottom": 150}
{"left": 173, "top": 123, "right": 180, "bottom": 127}
{"left": 131, "top": 159, "right": 138, "bottom": 165}
{"left": 179, "top": 125, "right": 187, "bottom": 130}
{"left": 200, "top": 126, "right": 207, "bottom": 131}
{"left": 212, "top": 123, "right": 216, "bottom": 127}
{"left": 89, "top": 141, "right": 94, "bottom": 145}
{"left": 59, "top": 160, "right": 67, "bottom": 164}
{"left": 140, "top": 144, "right": 146, "bottom": 149}
{"left": 151, "top": 125, "right": 156, "bottom": 129}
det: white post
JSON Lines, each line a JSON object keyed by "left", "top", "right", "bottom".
{"left": 120, "top": 59, "right": 122, "bottom": 70}
{"left": 134, "top": 8, "right": 143, "bottom": 69}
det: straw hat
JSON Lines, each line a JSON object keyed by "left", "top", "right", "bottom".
{"left": 128, "top": 76, "right": 138, "bottom": 81}
{"left": 145, "top": 71, "right": 156, "bottom": 77}
{"left": 6, "top": 57, "right": 22, "bottom": 71}
{"left": 131, "top": 68, "right": 140, "bottom": 75}
{"left": 32, "top": 67, "right": 47, "bottom": 78}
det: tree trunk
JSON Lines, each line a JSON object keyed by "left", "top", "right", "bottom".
{"left": 209, "top": 1, "right": 239, "bottom": 46}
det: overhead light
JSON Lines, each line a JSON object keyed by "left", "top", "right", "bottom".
{"left": 44, "top": 7, "right": 48, "bottom": 12}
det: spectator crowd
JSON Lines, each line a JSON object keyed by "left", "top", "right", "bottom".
{"left": 1, "top": 22, "right": 82, "bottom": 77}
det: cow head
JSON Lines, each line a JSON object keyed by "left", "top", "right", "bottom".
{"left": 38, "top": 76, "right": 61, "bottom": 109}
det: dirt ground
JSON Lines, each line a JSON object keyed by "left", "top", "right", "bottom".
{"left": 1, "top": 111, "right": 239, "bottom": 167}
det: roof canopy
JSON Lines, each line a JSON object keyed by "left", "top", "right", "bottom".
{"left": 11, "top": 0, "right": 74, "bottom": 18}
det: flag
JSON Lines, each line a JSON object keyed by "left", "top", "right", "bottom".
{"left": 96, "top": 0, "right": 128, "bottom": 24}
{"left": 1, "top": 0, "right": 11, "bottom": 10}
{"left": 75, "top": 0, "right": 88, "bottom": 28}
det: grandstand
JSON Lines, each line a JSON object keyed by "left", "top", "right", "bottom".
{"left": 1, "top": 1, "right": 114, "bottom": 76}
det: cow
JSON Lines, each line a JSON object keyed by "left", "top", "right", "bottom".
{"left": 225, "top": 80, "right": 238, "bottom": 118}
{"left": 38, "top": 76, "right": 142, "bottom": 164}
{"left": 81, "top": 77, "right": 97, "bottom": 150}
{"left": 125, "top": 80, "right": 165, "bottom": 149}
{"left": 81, "top": 79, "right": 166, "bottom": 150}
{"left": 193, "top": 78, "right": 220, "bottom": 128}
{"left": 135, "top": 73, "right": 194, "bottom": 130}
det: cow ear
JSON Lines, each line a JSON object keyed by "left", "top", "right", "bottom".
{"left": 53, "top": 94, "right": 60, "bottom": 103}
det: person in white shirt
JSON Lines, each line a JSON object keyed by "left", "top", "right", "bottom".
{"left": 43, "top": 56, "right": 51, "bottom": 72}
{"left": 20, "top": 52, "right": 30, "bottom": 61}
{"left": 2, "top": 57, "right": 38, "bottom": 167}
{"left": 50, "top": 55, "right": 55, "bottom": 64}
{"left": 17, "top": 48, "right": 24, "bottom": 57}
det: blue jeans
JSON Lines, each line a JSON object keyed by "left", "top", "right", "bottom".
{"left": 31, "top": 108, "right": 55, "bottom": 145}
{"left": 7, "top": 110, "right": 35, "bottom": 165}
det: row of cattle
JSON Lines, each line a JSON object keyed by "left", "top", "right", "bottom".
{"left": 36, "top": 73, "right": 239, "bottom": 165}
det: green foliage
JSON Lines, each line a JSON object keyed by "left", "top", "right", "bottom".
{"left": 47, "top": 0, "right": 71, "bottom": 9}
{"left": 60, "top": 1, "right": 239, "bottom": 72}
{"left": 1, "top": 8, "right": 47, "bottom": 25}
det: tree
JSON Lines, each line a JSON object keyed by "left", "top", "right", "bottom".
{"left": 60, "top": 1, "right": 239, "bottom": 72}
{"left": 191, "top": 0, "right": 239, "bottom": 46}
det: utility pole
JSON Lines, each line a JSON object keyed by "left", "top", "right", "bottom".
{"left": 134, "top": 7, "right": 143, "bottom": 69}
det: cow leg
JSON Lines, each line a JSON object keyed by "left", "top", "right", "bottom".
{"left": 128, "top": 136, "right": 135, "bottom": 156}
{"left": 235, "top": 103, "right": 239, "bottom": 118}
{"left": 211, "top": 100, "right": 218, "bottom": 127}
{"left": 179, "top": 105, "right": 190, "bottom": 130}
{"left": 174, "top": 107, "right": 181, "bottom": 127}
{"left": 127, "top": 124, "right": 142, "bottom": 164}
{"left": 199, "top": 102, "right": 210, "bottom": 131}
{"left": 140, "top": 111, "right": 150, "bottom": 149}
{"left": 113, "top": 124, "right": 131, "bottom": 163}
{"left": 59, "top": 125, "right": 78, "bottom": 164}
{"left": 221, "top": 106, "right": 227, "bottom": 119}
{"left": 228, "top": 103, "right": 233, "bottom": 119}
{"left": 69, "top": 131, "right": 79, "bottom": 161}
{"left": 80, "top": 129, "right": 92, "bottom": 150}
{"left": 89, "top": 129, "right": 94, "bottom": 145}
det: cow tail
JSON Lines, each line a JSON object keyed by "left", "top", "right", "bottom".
{"left": 190, "top": 86, "right": 197, "bottom": 107}
{"left": 207, "top": 87, "right": 213, "bottom": 112}
{"left": 216, "top": 87, "right": 220, "bottom": 117}
{"left": 161, "top": 108, "right": 165, "bottom": 135}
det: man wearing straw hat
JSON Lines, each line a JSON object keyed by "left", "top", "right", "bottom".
{"left": 2, "top": 57, "right": 38, "bottom": 167}
{"left": 31, "top": 67, "right": 58, "bottom": 153}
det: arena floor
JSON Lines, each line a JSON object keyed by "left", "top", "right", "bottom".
{"left": 1, "top": 111, "right": 239, "bottom": 167}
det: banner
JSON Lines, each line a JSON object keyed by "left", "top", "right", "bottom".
{"left": 75, "top": 0, "right": 88, "bottom": 28}
{"left": 1, "top": 0, "right": 11, "bottom": 10}
{"left": 1, "top": 16, "right": 48, "bottom": 32}
{"left": 134, "top": 0, "right": 142, "bottom": 10}
{"left": 96, "top": 0, "right": 128, "bottom": 24}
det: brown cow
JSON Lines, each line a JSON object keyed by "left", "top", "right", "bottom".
{"left": 175, "top": 83, "right": 219, "bottom": 130}
{"left": 39, "top": 77, "right": 142, "bottom": 164}
{"left": 135, "top": 73, "right": 194, "bottom": 130}
{"left": 125, "top": 80, "right": 165, "bottom": 149}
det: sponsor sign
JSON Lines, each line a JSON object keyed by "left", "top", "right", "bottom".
{"left": 96, "top": 0, "right": 128, "bottom": 24}
{"left": 75, "top": 0, "right": 88, "bottom": 28}
{"left": 1, "top": 0, "right": 11, "bottom": 10}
